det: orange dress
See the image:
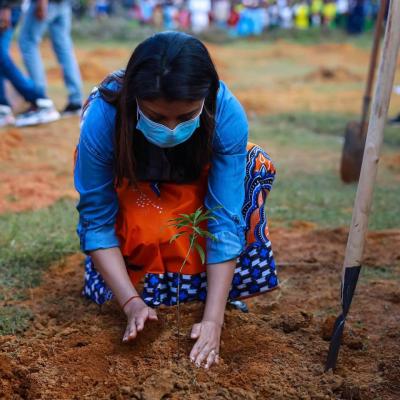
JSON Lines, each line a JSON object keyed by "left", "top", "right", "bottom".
{"left": 82, "top": 143, "right": 278, "bottom": 306}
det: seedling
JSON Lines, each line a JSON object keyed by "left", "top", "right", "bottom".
{"left": 169, "top": 206, "right": 218, "bottom": 357}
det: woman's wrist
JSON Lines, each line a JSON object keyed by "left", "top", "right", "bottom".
{"left": 122, "top": 294, "right": 141, "bottom": 312}
{"left": 123, "top": 296, "right": 145, "bottom": 316}
{"left": 201, "top": 318, "right": 223, "bottom": 328}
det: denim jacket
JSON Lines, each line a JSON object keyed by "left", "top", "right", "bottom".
{"left": 74, "top": 78, "right": 248, "bottom": 264}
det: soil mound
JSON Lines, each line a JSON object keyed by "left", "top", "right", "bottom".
{"left": 306, "top": 67, "right": 362, "bottom": 83}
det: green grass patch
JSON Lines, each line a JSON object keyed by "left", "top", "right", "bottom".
{"left": 0, "top": 199, "right": 79, "bottom": 334}
{"left": 360, "top": 266, "right": 400, "bottom": 281}
{"left": 0, "top": 306, "right": 33, "bottom": 335}
{"left": 0, "top": 199, "right": 79, "bottom": 291}
{"left": 250, "top": 112, "right": 400, "bottom": 229}
{"left": 260, "top": 112, "right": 400, "bottom": 147}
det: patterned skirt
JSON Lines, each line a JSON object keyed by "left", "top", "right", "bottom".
{"left": 83, "top": 143, "right": 278, "bottom": 307}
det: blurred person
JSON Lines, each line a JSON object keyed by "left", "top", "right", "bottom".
{"left": 188, "top": 0, "right": 210, "bottom": 33}
{"left": 0, "top": 0, "right": 59, "bottom": 127}
{"left": 95, "top": 0, "right": 111, "bottom": 17}
{"left": 152, "top": 3, "right": 163, "bottom": 28}
{"left": 74, "top": 32, "right": 278, "bottom": 369}
{"left": 227, "top": 4, "right": 239, "bottom": 29}
{"left": 163, "top": 0, "right": 178, "bottom": 29}
{"left": 177, "top": 4, "right": 190, "bottom": 30}
{"left": 212, "top": 0, "right": 230, "bottom": 28}
{"left": 310, "top": 0, "right": 323, "bottom": 26}
{"left": 137, "top": 0, "right": 154, "bottom": 24}
{"left": 322, "top": 0, "right": 336, "bottom": 27}
{"left": 293, "top": 0, "right": 310, "bottom": 29}
{"left": 267, "top": 0, "right": 280, "bottom": 28}
{"left": 18, "top": 0, "right": 83, "bottom": 116}
{"left": 279, "top": 0, "right": 293, "bottom": 29}
{"left": 347, "top": 0, "right": 365, "bottom": 34}
{"left": 335, "top": 0, "right": 349, "bottom": 28}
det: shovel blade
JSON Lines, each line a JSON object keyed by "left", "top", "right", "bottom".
{"left": 340, "top": 121, "right": 366, "bottom": 183}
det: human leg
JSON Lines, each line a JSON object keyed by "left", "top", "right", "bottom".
{"left": 48, "top": 1, "right": 82, "bottom": 107}
{"left": 0, "top": 8, "right": 47, "bottom": 104}
{"left": 18, "top": 2, "right": 48, "bottom": 95}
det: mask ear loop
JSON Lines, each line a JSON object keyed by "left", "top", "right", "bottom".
{"left": 136, "top": 100, "right": 140, "bottom": 122}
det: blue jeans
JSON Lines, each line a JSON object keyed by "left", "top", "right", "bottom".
{"left": 0, "top": 7, "right": 45, "bottom": 106}
{"left": 18, "top": 1, "right": 82, "bottom": 105}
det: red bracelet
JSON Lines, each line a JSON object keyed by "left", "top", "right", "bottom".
{"left": 122, "top": 295, "right": 141, "bottom": 311}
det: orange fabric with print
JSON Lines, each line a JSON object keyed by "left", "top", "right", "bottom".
{"left": 116, "top": 169, "right": 209, "bottom": 286}
{"left": 245, "top": 144, "right": 276, "bottom": 244}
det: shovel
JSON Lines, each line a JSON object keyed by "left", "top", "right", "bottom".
{"left": 326, "top": 0, "right": 400, "bottom": 370}
{"left": 340, "top": 0, "right": 387, "bottom": 183}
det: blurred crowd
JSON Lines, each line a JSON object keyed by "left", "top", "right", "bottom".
{"left": 78, "top": 0, "right": 385, "bottom": 35}
{"left": 0, "top": 0, "right": 393, "bottom": 129}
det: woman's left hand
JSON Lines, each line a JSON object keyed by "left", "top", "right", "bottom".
{"left": 189, "top": 320, "right": 221, "bottom": 369}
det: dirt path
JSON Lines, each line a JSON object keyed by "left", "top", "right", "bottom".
{"left": 1, "top": 227, "right": 399, "bottom": 399}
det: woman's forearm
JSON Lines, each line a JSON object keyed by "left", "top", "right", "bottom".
{"left": 90, "top": 247, "right": 139, "bottom": 308}
{"left": 202, "top": 259, "right": 236, "bottom": 325}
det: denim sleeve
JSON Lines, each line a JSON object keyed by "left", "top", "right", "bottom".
{"left": 205, "top": 82, "right": 248, "bottom": 264}
{"left": 74, "top": 96, "right": 120, "bottom": 253}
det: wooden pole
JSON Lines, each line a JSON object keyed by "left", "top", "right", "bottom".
{"left": 326, "top": 0, "right": 400, "bottom": 371}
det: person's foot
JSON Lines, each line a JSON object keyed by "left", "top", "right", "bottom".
{"left": 61, "top": 102, "right": 82, "bottom": 117}
{"left": 15, "top": 99, "right": 60, "bottom": 127}
{"left": 0, "top": 105, "right": 16, "bottom": 127}
{"left": 388, "top": 113, "right": 400, "bottom": 125}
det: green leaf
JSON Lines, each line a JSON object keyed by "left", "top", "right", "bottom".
{"left": 193, "top": 207, "right": 203, "bottom": 224}
{"left": 194, "top": 242, "right": 206, "bottom": 265}
{"left": 179, "top": 213, "right": 193, "bottom": 222}
{"left": 169, "top": 232, "right": 184, "bottom": 243}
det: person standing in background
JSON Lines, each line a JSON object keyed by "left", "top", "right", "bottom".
{"left": 0, "top": 0, "right": 59, "bottom": 127}
{"left": 18, "top": 0, "right": 83, "bottom": 116}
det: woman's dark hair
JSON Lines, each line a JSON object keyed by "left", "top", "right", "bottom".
{"left": 100, "top": 31, "right": 220, "bottom": 187}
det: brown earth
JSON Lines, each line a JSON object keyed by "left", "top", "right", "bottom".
{"left": 1, "top": 40, "right": 400, "bottom": 399}
{"left": 0, "top": 118, "right": 78, "bottom": 214}
{"left": 1, "top": 227, "right": 400, "bottom": 399}
{"left": 304, "top": 67, "right": 362, "bottom": 83}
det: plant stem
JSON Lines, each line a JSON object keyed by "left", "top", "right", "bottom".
{"left": 176, "top": 234, "right": 196, "bottom": 358}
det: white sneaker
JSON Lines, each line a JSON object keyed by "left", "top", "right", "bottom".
{"left": 0, "top": 105, "right": 16, "bottom": 127}
{"left": 15, "top": 98, "right": 60, "bottom": 127}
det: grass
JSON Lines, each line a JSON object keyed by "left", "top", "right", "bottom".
{"left": 262, "top": 112, "right": 400, "bottom": 147}
{"left": 72, "top": 17, "right": 375, "bottom": 50}
{"left": 0, "top": 306, "right": 33, "bottom": 335}
{"left": 360, "top": 265, "right": 400, "bottom": 281}
{"left": 0, "top": 199, "right": 78, "bottom": 291}
{"left": 0, "top": 199, "right": 78, "bottom": 334}
{"left": 250, "top": 112, "right": 400, "bottom": 230}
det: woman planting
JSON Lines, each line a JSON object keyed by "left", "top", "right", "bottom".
{"left": 74, "top": 31, "right": 277, "bottom": 369}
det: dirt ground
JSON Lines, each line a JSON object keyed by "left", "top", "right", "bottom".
{"left": 1, "top": 40, "right": 400, "bottom": 399}
{"left": 1, "top": 227, "right": 400, "bottom": 399}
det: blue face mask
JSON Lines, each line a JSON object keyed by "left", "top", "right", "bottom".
{"left": 136, "top": 101, "right": 204, "bottom": 148}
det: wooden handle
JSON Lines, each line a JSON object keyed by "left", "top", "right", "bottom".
{"left": 343, "top": 0, "right": 400, "bottom": 271}
{"left": 359, "top": 0, "right": 388, "bottom": 133}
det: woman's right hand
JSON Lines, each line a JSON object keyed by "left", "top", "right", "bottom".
{"left": 122, "top": 297, "right": 158, "bottom": 342}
